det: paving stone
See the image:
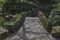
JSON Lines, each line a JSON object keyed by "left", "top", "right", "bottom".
{"left": 4, "top": 17, "right": 56, "bottom": 40}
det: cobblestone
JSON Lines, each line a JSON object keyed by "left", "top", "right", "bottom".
{"left": 5, "top": 17, "right": 56, "bottom": 40}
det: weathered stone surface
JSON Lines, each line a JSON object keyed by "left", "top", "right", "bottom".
{"left": 5, "top": 17, "right": 55, "bottom": 40}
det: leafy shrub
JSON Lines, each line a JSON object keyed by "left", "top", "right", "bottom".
{"left": 49, "top": 1, "right": 60, "bottom": 37}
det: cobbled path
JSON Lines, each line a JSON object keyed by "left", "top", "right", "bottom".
{"left": 5, "top": 17, "right": 56, "bottom": 40}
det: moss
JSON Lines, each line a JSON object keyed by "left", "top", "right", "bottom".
{"left": 51, "top": 26, "right": 60, "bottom": 37}
{"left": 38, "top": 11, "right": 53, "bottom": 32}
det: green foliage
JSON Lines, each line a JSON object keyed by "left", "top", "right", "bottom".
{"left": 49, "top": 0, "right": 60, "bottom": 36}
{"left": 0, "top": 0, "right": 6, "bottom": 4}
{"left": 50, "top": 1, "right": 60, "bottom": 26}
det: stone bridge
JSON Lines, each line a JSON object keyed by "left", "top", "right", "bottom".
{"left": 1, "top": 0, "right": 58, "bottom": 40}
{"left": 4, "top": 17, "right": 56, "bottom": 40}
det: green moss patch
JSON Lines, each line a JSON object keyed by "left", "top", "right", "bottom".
{"left": 51, "top": 26, "right": 60, "bottom": 37}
